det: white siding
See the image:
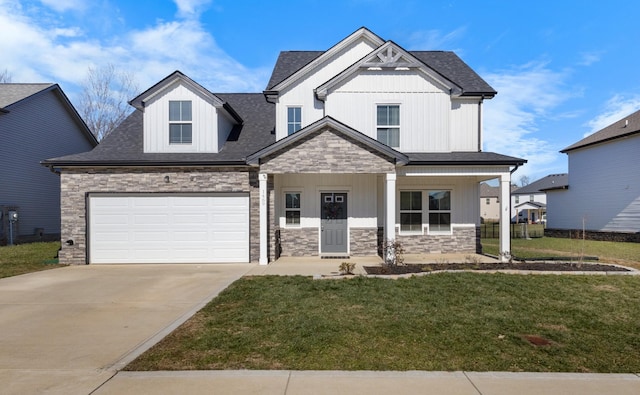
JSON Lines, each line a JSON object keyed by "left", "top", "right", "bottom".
{"left": 0, "top": 89, "right": 95, "bottom": 237}
{"left": 275, "top": 39, "right": 379, "bottom": 140}
{"left": 275, "top": 174, "right": 378, "bottom": 228}
{"left": 143, "top": 81, "right": 228, "bottom": 153}
{"left": 547, "top": 135, "right": 640, "bottom": 232}
{"left": 450, "top": 99, "right": 480, "bottom": 151}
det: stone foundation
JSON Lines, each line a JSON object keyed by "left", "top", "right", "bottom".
{"left": 545, "top": 228, "right": 640, "bottom": 243}
{"left": 397, "top": 226, "right": 478, "bottom": 254}
{"left": 277, "top": 227, "right": 319, "bottom": 256}
{"left": 349, "top": 228, "right": 378, "bottom": 256}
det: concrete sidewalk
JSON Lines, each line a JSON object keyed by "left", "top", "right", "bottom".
{"left": 96, "top": 370, "right": 640, "bottom": 394}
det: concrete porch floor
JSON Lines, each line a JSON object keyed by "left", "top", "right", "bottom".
{"left": 245, "top": 253, "right": 499, "bottom": 277}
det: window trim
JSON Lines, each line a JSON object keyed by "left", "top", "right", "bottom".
{"left": 287, "top": 106, "right": 302, "bottom": 136}
{"left": 169, "top": 100, "right": 193, "bottom": 144}
{"left": 399, "top": 190, "right": 423, "bottom": 235}
{"left": 376, "top": 104, "right": 400, "bottom": 148}
{"left": 284, "top": 191, "right": 302, "bottom": 227}
{"left": 427, "top": 190, "right": 452, "bottom": 235}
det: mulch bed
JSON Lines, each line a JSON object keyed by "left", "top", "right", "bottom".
{"left": 364, "top": 261, "right": 631, "bottom": 275}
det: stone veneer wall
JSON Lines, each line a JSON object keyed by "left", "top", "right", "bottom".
{"left": 59, "top": 166, "right": 259, "bottom": 265}
{"left": 545, "top": 228, "right": 640, "bottom": 243}
{"left": 397, "top": 226, "right": 478, "bottom": 254}
{"left": 277, "top": 227, "right": 318, "bottom": 256}
{"left": 260, "top": 129, "right": 395, "bottom": 174}
{"left": 349, "top": 228, "right": 379, "bottom": 256}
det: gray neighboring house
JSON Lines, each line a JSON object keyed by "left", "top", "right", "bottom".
{"left": 44, "top": 28, "right": 525, "bottom": 265}
{"left": 0, "top": 83, "right": 98, "bottom": 244}
{"left": 511, "top": 174, "right": 568, "bottom": 224}
{"left": 545, "top": 109, "right": 640, "bottom": 241}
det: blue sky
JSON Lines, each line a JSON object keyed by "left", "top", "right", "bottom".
{"left": 2, "top": 0, "right": 640, "bottom": 182}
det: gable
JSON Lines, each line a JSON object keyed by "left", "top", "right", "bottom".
{"left": 316, "top": 41, "right": 460, "bottom": 100}
{"left": 259, "top": 128, "right": 396, "bottom": 174}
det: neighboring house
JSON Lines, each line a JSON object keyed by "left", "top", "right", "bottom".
{"left": 545, "top": 109, "right": 640, "bottom": 240}
{"left": 511, "top": 174, "right": 567, "bottom": 224}
{"left": 0, "top": 83, "right": 97, "bottom": 244}
{"left": 44, "top": 27, "right": 525, "bottom": 265}
{"left": 480, "top": 182, "right": 500, "bottom": 222}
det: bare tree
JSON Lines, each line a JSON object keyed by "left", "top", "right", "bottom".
{"left": 519, "top": 175, "right": 530, "bottom": 187}
{"left": 79, "top": 63, "right": 138, "bottom": 141}
{"left": 0, "top": 69, "right": 12, "bottom": 83}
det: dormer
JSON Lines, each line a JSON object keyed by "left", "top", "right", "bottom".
{"left": 130, "top": 71, "right": 242, "bottom": 153}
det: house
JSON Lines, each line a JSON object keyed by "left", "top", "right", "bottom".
{"left": 0, "top": 83, "right": 97, "bottom": 245}
{"left": 545, "top": 109, "right": 640, "bottom": 241}
{"left": 43, "top": 27, "right": 525, "bottom": 265}
{"left": 511, "top": 173, "right": 567, "bottom": 224}
{"left": 480, "top": 182, "right": 500, "bottom": 222}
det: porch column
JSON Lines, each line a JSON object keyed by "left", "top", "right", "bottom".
{"left": 499, "top": 172, "right": 511, "bottom": 262}
{"left": 385, "top": 172, "right": 396, "bottom": 243}
{"left": 259, "top": 173, "right": 268, "bottom": 265}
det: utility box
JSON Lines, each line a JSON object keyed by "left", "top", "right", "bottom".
{"left": 1, "top": 206, "right": 20, "bottom": 245}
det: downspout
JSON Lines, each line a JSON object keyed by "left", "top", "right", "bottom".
{"left": 478, "top": 95, "right": 484, "bottom": 152}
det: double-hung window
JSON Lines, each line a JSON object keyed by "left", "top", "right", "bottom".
{"left": 400, "top": 191, "right": 422, "bottom": 233}
{"left": 376, "top": 105, "right": 400, "bottom": 148}
{"left": 287, "top": 107, "right": 302, "bottom": 135}
{"left": 428, "top": 190, "right": 451, "bottom": 233}
{"left": 169, "top": 101, "right": 192, "bottom": 144}
{"left": 285, "top": 192, "right": 301, "bottom": 226}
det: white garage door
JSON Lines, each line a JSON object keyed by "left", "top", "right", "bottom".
{"left": 88, "top": 193, "right": 250, "bottom": 264}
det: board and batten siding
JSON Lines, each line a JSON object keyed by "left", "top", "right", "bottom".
{"left": 275, "top": 174, "right": 378, "bottom": 229}
{"left": 143, "top": 81, "right": 228, "bottom": 153}
{"left": 547, "top": 135, "right": 640, "bottom": 232}
{"left": 0, "top": 89, "right": 95, "bottom": 237}
{"left": 275, "top": 39, "right": 379, "bottom": 141}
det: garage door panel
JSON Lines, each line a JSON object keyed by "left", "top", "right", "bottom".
{"left": 89, "top": 194, "right": 249, "bottom": 264}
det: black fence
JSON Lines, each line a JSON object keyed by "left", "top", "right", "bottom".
{"left": 480, "top": 223, "right": 545, "bottom": 239}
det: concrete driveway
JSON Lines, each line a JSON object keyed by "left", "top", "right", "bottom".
{"left": 0, "top": 263, "right": 253, "bottom": 394}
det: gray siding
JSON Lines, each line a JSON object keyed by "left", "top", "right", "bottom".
{"left": 0, "top": 90, "right": 95, "bottom": 239}
{"left": 547, "top": 134, "right": 640, "bottom": 232}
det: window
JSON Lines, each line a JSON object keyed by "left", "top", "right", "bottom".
{"left": 529, "top": 194, "right": 534, "bottom": 202}
{"left": 169, "top": 101, "right": 192, "bottom": 144}
{"left": 485, "top": 198, "right": 490, "bottom": 205}
{"left": 287, "top": 107, "right": 302, "bottom": 135}
{"left": 285, "top": 192, "right": 301, "bottom": 225}
{"left": 400, "top": 191, "right": 422, "bottom": 232}
{"left": 376, "top": 105, "right": 400, "bottom": 147}
{"left": 428, "top": 190, "right": 451, "bottom": 233}
{"left": 515, "top": 196, "right": 520, "bottom": 204}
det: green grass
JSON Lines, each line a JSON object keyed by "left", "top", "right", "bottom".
{"left": 126, "top": 274, "right": 640, "bottom": 373}
{"left": 0, "top": 242, "right": 62, "bottom": 278}
{"left": 482, "top": 237, "right": 640, "bottom": 269}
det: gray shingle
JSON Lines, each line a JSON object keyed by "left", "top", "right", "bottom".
{"left": 45, "top": 93, "right": 274, "bottom": 165}
{"left": 561, "top": 109, "right": 640, "bottom": 152}
{"left": 514, "top": 173, "right": 568, "bottom": 194}
{"left": 407, "top": 152, "right": 525, "bottom": 165}
{"left": 0, "top": 83, "right": 54, "bottom": 108}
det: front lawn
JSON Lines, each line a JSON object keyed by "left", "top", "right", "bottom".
{"left": 482, "top": 237, "right": 640, "bottom": 269}
{"left": 0, "top": 242, "right": 62, "bottom": 278}
{"left": 127, "top": 274, "right": 640, "bottom": 372}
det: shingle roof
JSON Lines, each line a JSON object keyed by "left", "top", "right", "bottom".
{"left": 480, "top": 182, "right": 499, "bottom": 198}
{"left": 407, "top": 152, "right": 525, "bottom": 166}
{"left": 561, "top": 108, "right": 640, "bottom": 153}
{"left": 0, "top": 83, "right": 54, "bottom": 108}
{"left": 513, "top": 173, "right": 568, "bottom": 194}
{"left": 265, "top": 50, "right": 496, "bottom": 96}
{"left": 44, "top": 93, "right": 274, "bottom": 166}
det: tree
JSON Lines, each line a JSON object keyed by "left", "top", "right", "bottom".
{"left": 79, "top": 64, "right": 138, "bottom": 141}
{"left": 519, "top": 175, "right": 530, "bottom": 187}
{"left": 0, "top": 69, "right": 12, "bottom": 83}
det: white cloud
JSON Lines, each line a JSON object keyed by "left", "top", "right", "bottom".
{"left": 407, "top": 27, "right": 467, "bottom": 50}
{"left": 0, "top": 0, "right": 268, "bottom": 104}
{"left": 584, "top": 95, "right": 640, "bottom": 136}
{"left": 39, "top": 0, "right": 86, "bottom": 13}
{"left": 482, "top": 62, "right": 574, "bottom": 180}
{"left": 173, "top": 0, "right": 212, "bottom": 18}
{"left": 578, "top": 51, "right": 602, "bottom": 66}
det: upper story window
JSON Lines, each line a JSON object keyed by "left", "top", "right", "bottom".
{"left": 287, "top": 107, "right": 302, "bottom": 135}
{"left": 169, "top": 100, "right": 192, "bottom": 144}
{"left": 515, "top": 196, "right": 520, "bottom": 204}
{"left": 376, "top": 105, "right": 400, "bottom": 148}
{"left": 529, "top": 194, "right": 534, "bottom": 202}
